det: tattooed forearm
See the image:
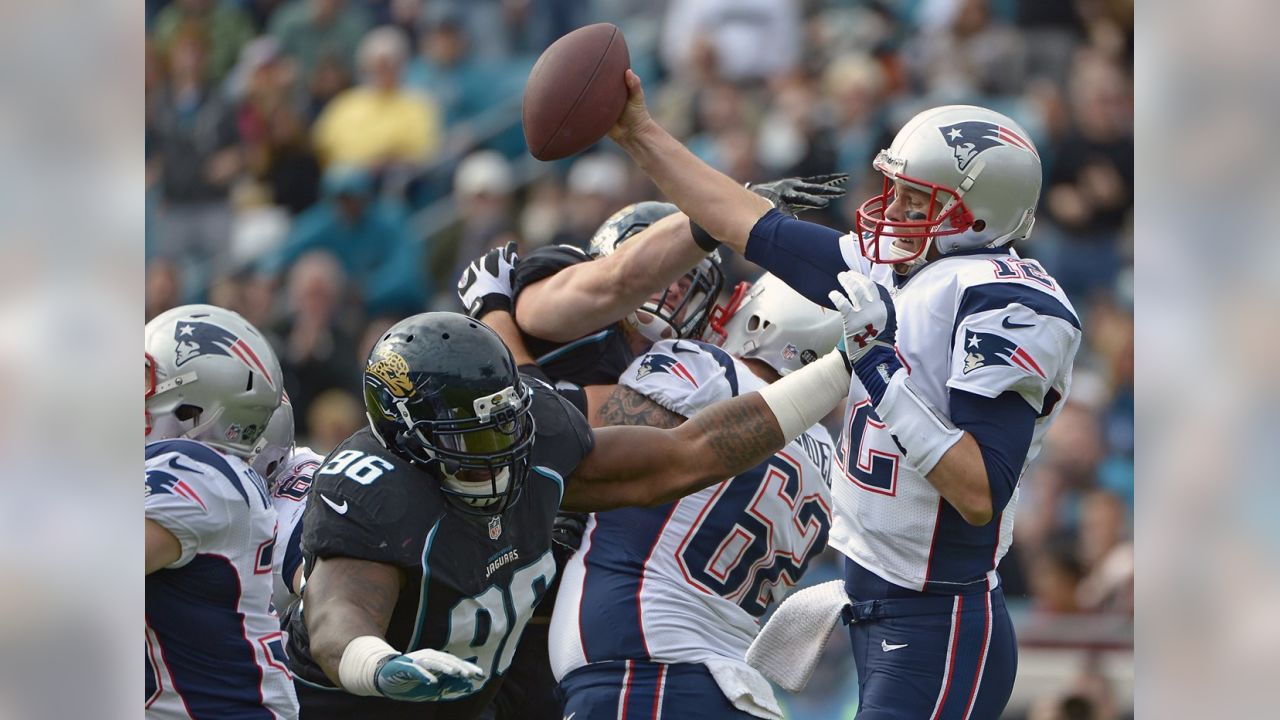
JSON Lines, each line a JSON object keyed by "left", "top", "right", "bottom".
{"left": 595, "top": 385, "right": 686, "bottom": 429}
{"left": 681, "top": 392, "right": 785, "bottom": 480}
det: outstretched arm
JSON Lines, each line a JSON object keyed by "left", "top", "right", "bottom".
{"left": 608, "top": 70, "right": 854, "bottom": 305}
{"left": 515, "top": 212, "right": 710, "bottom": 343}
{"left": 609, "top": 71, "right": 772, "bottom": 253}
{"left": 561, "top": 351, "right": 851, "bottom": 512}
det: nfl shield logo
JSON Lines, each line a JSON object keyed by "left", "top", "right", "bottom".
{"left": 488, "top": 516, "right": 502, "bottom": 540}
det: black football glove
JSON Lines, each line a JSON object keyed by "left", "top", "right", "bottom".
{"left": 551, "top": 512, "right": 590, "bottom": 566}
{"left": 457, "top": 241, "right": 519, "bottom": 318}
{"left": 748, "top": 173, "right": 850, "bottom": 217}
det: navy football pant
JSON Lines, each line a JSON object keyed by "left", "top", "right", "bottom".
{"left": 846, "top": 587, "right": 1017, "bottom": 719}
{"left": 560, "top": 660, "right": 759, "bottom": 720}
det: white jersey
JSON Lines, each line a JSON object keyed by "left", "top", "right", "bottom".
{"left": 145, "top": 438, "right": 299, "bottom": 720}
{"left": 269, "top": 447, "right": 322, "bottom": 615}
{"left": 551, "top": 340, "right": 834, "bottom": 712}
{"left": 829, "top": 237, "right": 1081, "bottom": 593}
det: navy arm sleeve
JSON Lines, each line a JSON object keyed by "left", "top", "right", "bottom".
{"left": 948, "top": 388, "right": 1036, "bottom": 515}
{"left": 743, "top": 209, "right": 848, "bottom": 309}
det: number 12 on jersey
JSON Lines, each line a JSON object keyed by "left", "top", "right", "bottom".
{"left": 836, "top": 400, "right": 901, "bottom": 495}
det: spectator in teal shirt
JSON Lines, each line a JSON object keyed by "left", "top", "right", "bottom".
{"left": 263, "top": 166, "right": 429, "bottom": 314}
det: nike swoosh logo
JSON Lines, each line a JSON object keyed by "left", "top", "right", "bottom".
{"left": 320, "top": 494, "right": 348, "bottom": 514}
{"left": 881, "top": 640, "right": 908, "bottom": 652}
{"left": 563, "top": 714, "right": 576, "bottom": 720}
{"left": 1002, "top": 317, "right": 1034, "bottom": 329}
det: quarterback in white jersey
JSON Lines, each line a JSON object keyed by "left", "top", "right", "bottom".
{"left": 145, "top": 305, "right": 298, "bottom": 719}
{"left": 608, "top": 76, "right": 1082, "bottom": 718}
{"left": 551, "top": 274, "right": 842, "bottom": 720}
{"left": 252, "top": 398, "right": 323, "bottom": 615}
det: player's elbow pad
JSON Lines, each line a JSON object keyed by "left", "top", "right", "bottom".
{"left": 875, "top": 370, "right": 965, "bottom": 477}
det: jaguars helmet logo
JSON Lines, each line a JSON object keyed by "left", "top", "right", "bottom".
{"left": 367, "top": 349, "right": 416, "bottom": 398}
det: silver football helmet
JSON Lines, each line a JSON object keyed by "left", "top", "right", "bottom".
{"left": 855, "top": 104, "right": 1042, "bottom": 267}
{"left": 703, "top": 273, "right": 842, "bottom": 377}
{"left": 145, "top": 304, "right": 284, "bottom": 459}
{"left": 251, "top": 393, "right": 296, "bottom": 487}
{"left": 589, "top": 201, "right": 725, "bottom": 342}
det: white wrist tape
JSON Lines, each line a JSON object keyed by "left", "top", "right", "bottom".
{"left": 757, "top": 351, "right": 851, "bottom": 442}
{"left": 338, "top": 635, "right": 399, "bottom": 697}
{"left": 876, "top": 370, "right": 964, "bottom": 476}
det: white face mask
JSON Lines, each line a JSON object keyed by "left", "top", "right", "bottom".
{"left": 441, "top": 466, "right": 511, "bottom": 508}
{"left": 626, "top": 310, "right": 678, "bottom": 343}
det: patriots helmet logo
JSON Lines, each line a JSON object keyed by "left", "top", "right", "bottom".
{"left": 939, "top": 121, "right": 1038, "bottom": 173}
{"left": 173, "top": 319, "right": 276, "bottom": 387}
{"left": 962, "top": 329, "right": 1045, "bottom": 377}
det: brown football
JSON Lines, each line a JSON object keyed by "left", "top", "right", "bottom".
{"left": 522, "top": 23, "right": 630, "bottom": 161}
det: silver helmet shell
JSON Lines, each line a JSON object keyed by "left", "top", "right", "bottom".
{"left": 145, "top": 304, "right": 284, "bottom": 459}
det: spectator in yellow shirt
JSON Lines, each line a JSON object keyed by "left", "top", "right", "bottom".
{"left": 312, "top": 27, "right": 441, "bottom": 172}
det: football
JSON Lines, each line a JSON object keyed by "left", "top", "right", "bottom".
{"left": 522, "top": 23, "right": 630, "bottom": 161}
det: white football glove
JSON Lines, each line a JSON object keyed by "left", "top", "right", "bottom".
{"left": 827, "top": 270, "right": 898, "bottom": 365}
{"left": 457, "top": 241, "right": 519, "bottom": 318}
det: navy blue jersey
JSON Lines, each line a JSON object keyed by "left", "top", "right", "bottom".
{"left": 511, "top": 244, "right": 636, "bottom": 386}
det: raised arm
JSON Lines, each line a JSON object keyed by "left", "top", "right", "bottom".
{"left": 608, "top": 70, "right": 773, "bottom": 253}
{"left": 561, "top": 351, "right": 851, "bottom": 512}
{"left": 607, "top": 71, "right": 855, "bottom": 306}
{"left": 515, "top": 212, "right": 709, "bottom": 342}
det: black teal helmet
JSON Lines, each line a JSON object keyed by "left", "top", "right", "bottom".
{"left": 363, "top": 312, "right": 535, "bottom": 514}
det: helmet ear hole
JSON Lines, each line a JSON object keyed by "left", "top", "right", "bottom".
{"left": 746, "top": 315, "right": 762, "bottom": 332}
{"left": 175, "top": 404, "right": 202, "bottom": 422}
{"left": 972, "top": 219, "right": 986, "bottom": 232}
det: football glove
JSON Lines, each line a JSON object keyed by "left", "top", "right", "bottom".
{"left": 457, "top": 241, "right": 519, "bottom": 318}
{"left": 689, "top": 173, "right": 851, "bottom": 250}
{"left": 551, "top": 511, "right": 589, "bottom": 564}
{"left": 828, "top": 270, "right": 903, "bottom": 405}
{"left": 374, "top": 648, "right": 485, "bottom": 702}
{"left": 749, "top": 173, "right": 849, "bottom": 217}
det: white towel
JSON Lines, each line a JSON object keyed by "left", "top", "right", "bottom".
{"left": 745, "top": 580, "right": 850, "bottom": 692}
{"left": 704, "top": 658, "right": 785, "bottom": 720}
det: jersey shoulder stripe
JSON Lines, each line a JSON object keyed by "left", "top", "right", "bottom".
{"left": 146, "top": 438, "right": 264, "bottom": 509}
{"left": 679, "top": 340, "right": 740, "bottom": 395}
{"left": 953, "top": 280, "right": 1081, "bottom": 336}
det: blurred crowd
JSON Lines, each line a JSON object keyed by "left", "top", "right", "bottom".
{"left": 144, "top": 1, "right": 1133, "bottom": 717}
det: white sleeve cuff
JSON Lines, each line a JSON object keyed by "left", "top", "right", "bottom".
{"left": 757, "top": 351, "right": 851, "bottom": 442}
{"left": 338, "top": 635, "right": 399, "bottom": 697}
{"left": 877, "top": 371, "right": 964, "bottom": 476}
